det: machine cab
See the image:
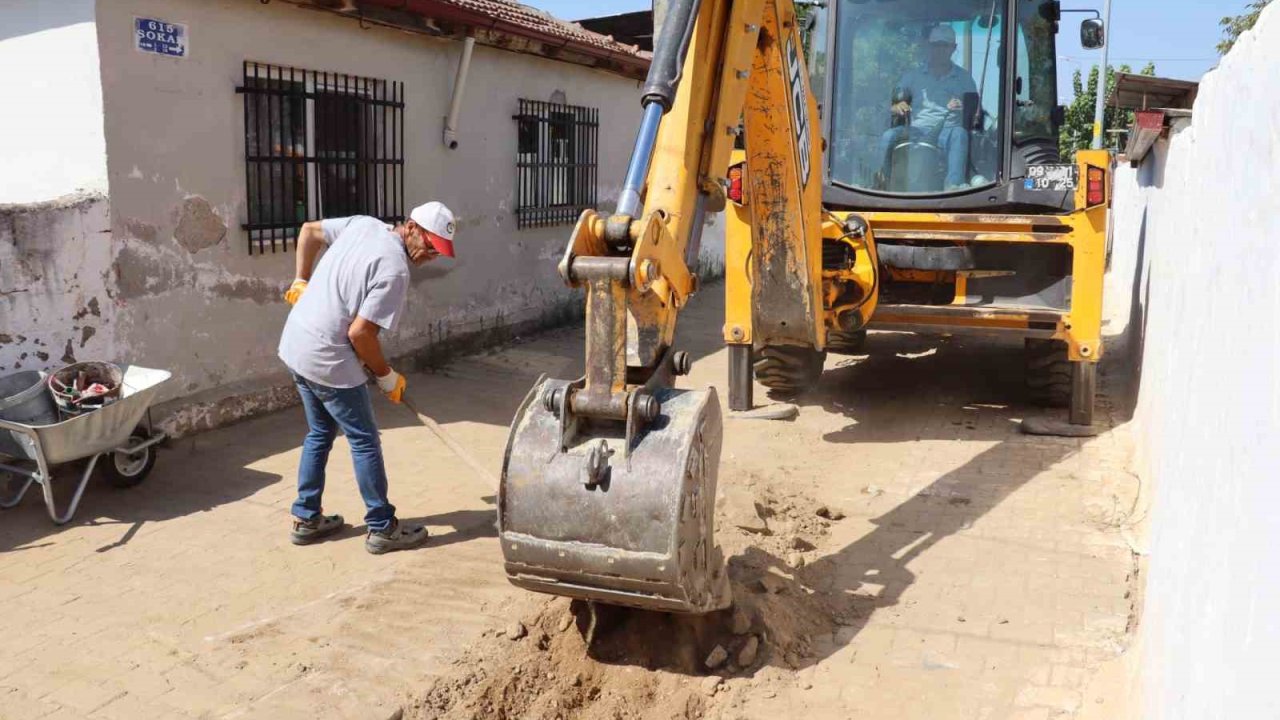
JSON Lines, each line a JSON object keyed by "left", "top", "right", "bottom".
{"left": 810, "top": 0, "right": 1070, "bottom": 213}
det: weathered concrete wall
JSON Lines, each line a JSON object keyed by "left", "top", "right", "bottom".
{"left": 2, "top": 0, "right": 655, "bottom": 433}
{"left": 0, "top": 0, "right": 109, "bottom": 203}
{"left": 0, "top": 195, "right": 119, "bottom": 374}
{"left": 1107, "top": 7, "right": 1280, "bottom": 719}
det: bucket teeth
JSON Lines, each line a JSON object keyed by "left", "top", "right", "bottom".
{"left": 498, "top": 380, "right": 731, "bottom": 614}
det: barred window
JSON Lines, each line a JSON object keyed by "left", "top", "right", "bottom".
{"left": 238, "top": 62, "right": 404, "bottom": 254}
{"left": 514, "top": 100, "right": 599, "bottom": 230}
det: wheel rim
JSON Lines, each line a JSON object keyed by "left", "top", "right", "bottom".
{"left": 113, "top": 446, "right": 148, "bottom": 477}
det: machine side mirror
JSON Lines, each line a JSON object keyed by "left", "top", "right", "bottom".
{"left": 1051, "top": 105, "right": 1066, "bottom": 128}
{"left": 1081, "top": 18, "right": 1106, "bottom": 49}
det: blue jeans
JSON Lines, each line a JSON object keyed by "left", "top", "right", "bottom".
{"left": 878, "top": 124, "right": 971, "bottom": 189}
{"left": 291, "top": 373, "right": 396, "bottom": 533}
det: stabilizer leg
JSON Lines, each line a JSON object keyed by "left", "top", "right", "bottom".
{"left": 728, "top": 344, "right": 753, "bottom": 412}
{"left": 1069, "top": 361, "right": 1097, "bottom": 427}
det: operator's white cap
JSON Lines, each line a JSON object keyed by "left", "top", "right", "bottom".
{"left": 409, "top": 201, "right": 457, "bottom": 258}
{"left": 928, "top": 25, "right": 957, "bottom": 45}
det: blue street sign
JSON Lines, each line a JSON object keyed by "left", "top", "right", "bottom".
{"left": 135, "top": 18, "right": 187, "bottom": 58}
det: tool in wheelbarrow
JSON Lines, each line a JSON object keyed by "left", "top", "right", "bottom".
{"left": 48, "top": 361, "right": 125, "bottom": 415}
{"left": 0, "top": 365, "right": 171, "bottom": 524}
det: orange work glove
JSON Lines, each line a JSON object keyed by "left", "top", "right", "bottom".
{"left": 375, "top": 369, "right": 406, "bottom": 404}
{"left": 284, "top": 279, "right": 308, "bottom": 306}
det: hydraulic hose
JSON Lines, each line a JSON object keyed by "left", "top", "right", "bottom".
{"left": 615, "top": 0, "right": 703, "bottom": 219}
{"left": 641, "top": 0, "right": 702, "bottom": 111}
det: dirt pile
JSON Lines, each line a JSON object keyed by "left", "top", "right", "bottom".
{"left": 407, "top": 484, "right": 853, "bottom": 719}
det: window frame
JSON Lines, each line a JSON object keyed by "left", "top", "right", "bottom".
{"left": 514, "top": 99, "right": 599, "bottom": 230}
{"left": 825, "top": 0, "right": 1013, "bottom": 196}
{"left": 1012, "top": 3, "right": 1060, "bottom": 143}
{"left": 238, "top": 61, "right": 405, "bottom": 254}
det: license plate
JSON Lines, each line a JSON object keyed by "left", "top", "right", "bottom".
{"left": 1024, "top": 164, "right": 1078, "bottom": 192}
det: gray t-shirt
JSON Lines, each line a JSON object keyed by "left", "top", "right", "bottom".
{"left": 900, "top": 63, "right": 978, "bottom": 130}
{"left": 278, "top": 216, "right": 410, "bottom": 388}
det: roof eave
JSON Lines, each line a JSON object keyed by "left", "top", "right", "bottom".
{"left": 291, "top": 0, "right": 649, "bottom": 79}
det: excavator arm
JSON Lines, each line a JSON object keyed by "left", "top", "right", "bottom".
{"left": 498, "top": 0, "right": 828, "bottom": 614}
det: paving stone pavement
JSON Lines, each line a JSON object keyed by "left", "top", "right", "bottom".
{"left": 0, "top": 292, "right": 1141, "bottom": 719}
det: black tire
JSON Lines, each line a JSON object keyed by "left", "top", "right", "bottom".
{"left": 101, "top": 428, "right": 157, "bottom": 489}
{"left": 753, "top": 345, "right": 826, "bottom": 397}
{"left": 826, "top": 329, "right": 868, "bottom": 355}
{"left": 1025, "top": 339, "right": 1072, "bottom": 408}
{"left": 0, "top": 470, "right": 22, "bottom": 504}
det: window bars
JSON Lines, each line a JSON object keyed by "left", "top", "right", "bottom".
{"left": 237, "top": 61, "right": 405, "bottom": 254}
{"left": 514, "top": 99, "right": 599, "bottom": 230}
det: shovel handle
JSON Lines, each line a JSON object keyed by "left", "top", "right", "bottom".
{"left": 400, "top": 397, "right": 496, "bottom": 489}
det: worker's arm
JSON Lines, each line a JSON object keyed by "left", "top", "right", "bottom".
{"left": 284, "top": 221, "right": 327, "bottom": 305}
{"left": 349, "top": 316, "right": 405, "bottom": 403}
{"left": 295, "top": 221, "right": 327, "bottom": 281}
{"left": 892, "top": 73, "right": 913, "bottom": 115}
{"left": 348, "top": 317, "right": 390, "bottom": 377}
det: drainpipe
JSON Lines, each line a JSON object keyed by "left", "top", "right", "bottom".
{"left": 442, "top": 34, "right": 475, "bottom": 150}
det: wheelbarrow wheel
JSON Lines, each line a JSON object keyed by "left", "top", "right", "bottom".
{"left": 0, "top": 469, "right": 24, "bottom": 505}
{"left": 101, "top": 428, "right": 157, "bottom": 489}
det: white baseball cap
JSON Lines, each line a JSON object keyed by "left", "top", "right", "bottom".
{"left": 928, "top": 25, "right": 957, "bottom": 45}
{"left": 409, "top": 201, "right": 457, "bottom": 258}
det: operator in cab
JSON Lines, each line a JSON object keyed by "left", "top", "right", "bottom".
{"left": 877, "top": 24, "right": 978, "bottom": 191}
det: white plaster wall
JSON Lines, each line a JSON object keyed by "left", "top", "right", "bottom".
{"left": 0, "top": 196, "right": 120, "bottom": 375}
{"left": 77, "top": 0, "right": 642, "bottom": 425}
{"left": 1107, "top": 7, "right": 1280, "bottom": 719}
{"left": 0, "top": 0, "right": 109, "bottom": 203}
{"left": 700, "top": 212, "right": 726, "bottom": 275}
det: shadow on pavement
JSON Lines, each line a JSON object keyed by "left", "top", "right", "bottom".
{"left": 0, "top": 417, "right": 291, "bottom": 555}
{"left": 559, "top": 330, "right": 1108, "bottom": 678}
{"left": 401, "top": 502, "right": 499, "bottom": 550}
{"left": 722, "top": 330, "right": 1116, "bottom": 673}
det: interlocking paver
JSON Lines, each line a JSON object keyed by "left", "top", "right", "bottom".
{"left": 40, "top": 678, "right": 127, "bottom": 715}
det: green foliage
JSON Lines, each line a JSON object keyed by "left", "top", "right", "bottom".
{"left": 845, "top": 21, "right": 919, "bottom": 131}
{"left": 1058, "top": 62, "right": 1156, "bottom": 160}
{"left": 796, "top": 1, "right": 817, "bottom": 58}
{"left": 1218, "top": 0, "right": 1273, "bottom": 55}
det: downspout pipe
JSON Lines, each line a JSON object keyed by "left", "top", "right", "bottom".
{"left": 443, "top": 34, "right": 476, "bottom": 150}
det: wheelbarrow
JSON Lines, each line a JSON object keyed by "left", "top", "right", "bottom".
{"left": 0, "top": 365, "right": 172, "bottom": 524}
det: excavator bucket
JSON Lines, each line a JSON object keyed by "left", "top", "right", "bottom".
{"left": 494, "top": 0, "right": 746, "bottom": 616}
{"left": 499, "top": 378, "right": 731, "bottom": 614}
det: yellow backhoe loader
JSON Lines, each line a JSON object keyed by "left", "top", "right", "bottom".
{"left": 500, "top": 0, "right": 1111, "bottom": 614}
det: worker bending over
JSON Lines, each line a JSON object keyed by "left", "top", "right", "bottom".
{"left": 278, "top": 202, "right": 457, "bottom": 554}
